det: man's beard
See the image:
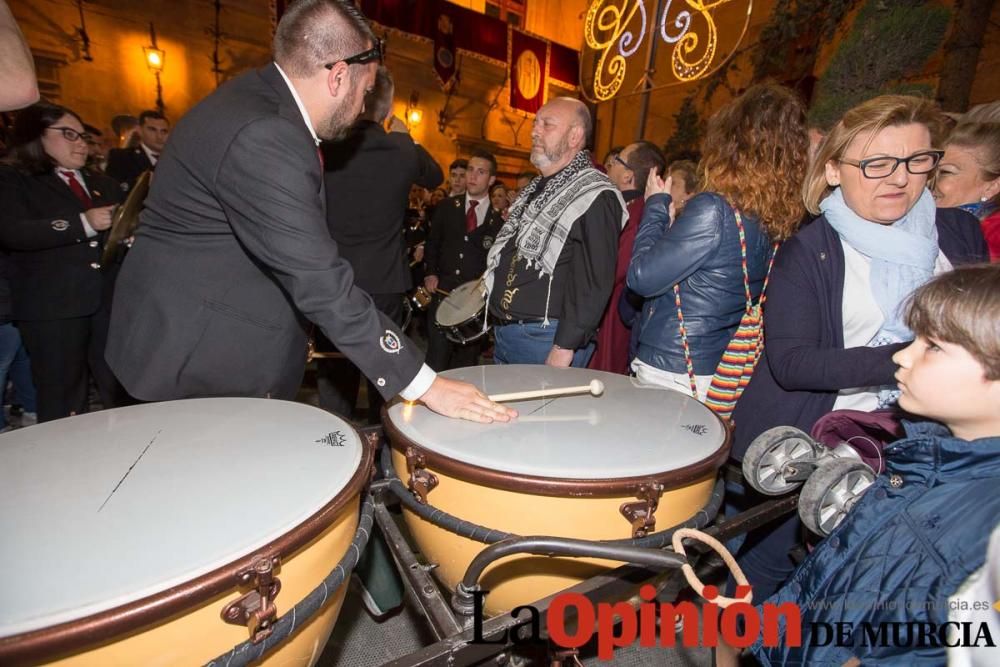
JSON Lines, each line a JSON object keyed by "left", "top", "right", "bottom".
{"left": 317, "top": 104, "right": 355, "bottom": 141}
{"left": 530, "top": 134, "right": 571, "bottom": 170}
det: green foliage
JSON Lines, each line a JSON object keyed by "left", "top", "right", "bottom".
{"left": 808, "top": 0, "right": 951, "bottom": 129}
{"left": 752, "top": 0, "right": 859, "bottom": 80}
{"left": 662, "top": 94, "right": 704, "bottom": 162}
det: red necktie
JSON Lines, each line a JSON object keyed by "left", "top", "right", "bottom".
{"left": 60, "top": 170, "right": 93, "bottom": 209}
{"left": 466, "top": 199, "right": 479, "bottom": 233}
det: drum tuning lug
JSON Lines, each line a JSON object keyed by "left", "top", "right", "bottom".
{"left": 405, "top": 446, "right": 439, "bottom": 503}
{"left": 619, "top": 483, "right": 664, "bottom": 538}
{"left": 220, "top": 555, "right": 283, "bottom": 643}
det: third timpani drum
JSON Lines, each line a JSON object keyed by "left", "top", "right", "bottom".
{"left": 0, "top": 398, "right": 368, "bottom": 665}
{"left": 383, "top": 365, "right": 729, "bottom": 615}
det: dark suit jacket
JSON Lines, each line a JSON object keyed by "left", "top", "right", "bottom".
{"left": 106, "top": 146, "right": 153, "bottom": 193}
{"left": 425, "top": 196, "right": 504, "bottom": 291}
{"left": 322, "top": 120, "right": 442, "bottom": 295}
{"left": 106, "top": 64, "right": 425, "bottom": 401}
{"left": 0, "top": 166, "right": 120, "bottom": 320}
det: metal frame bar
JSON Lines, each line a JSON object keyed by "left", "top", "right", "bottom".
{"left": 372, "top": 476, "right": 798, "bottom": 667}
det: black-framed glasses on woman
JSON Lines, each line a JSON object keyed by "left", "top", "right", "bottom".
{"left": 324, "top": 38, "right": 385, "bottom": 70}
{"left": 838, "top": 150, "right": 944, "bottom": 179}
{"left": 47, "top": 126, "right": 91, "bottom": 143}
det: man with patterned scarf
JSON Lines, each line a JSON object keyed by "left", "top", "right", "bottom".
{"left": 483, "top": 97, "right": 627, "bottom": 367}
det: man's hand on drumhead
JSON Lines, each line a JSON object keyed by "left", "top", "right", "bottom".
{"left": 419, "top": 377, "right": 518, "bottom": 423}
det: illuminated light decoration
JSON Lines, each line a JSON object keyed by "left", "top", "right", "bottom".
{"left": 582, "top": 0, "right": 753, "bottom": 102}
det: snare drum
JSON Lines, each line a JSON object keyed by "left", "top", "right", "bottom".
{"left": 383, "top": 366, "right": 729, "bottom": 615}
{"left": 434, "top": 279, "right": 488, "bottom": 345}
{"left": 0, "top": 398, "right": 370, "bottom": 665}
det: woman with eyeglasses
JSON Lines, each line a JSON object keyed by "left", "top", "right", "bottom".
{"left": 0, "top": 102, "right": 125, "bottom": 422}
{"left": 726, "top": 95, "right": 989, "bottom": 607}
{"left": 934, "top": 120, "right": 1000, "bottom": 260}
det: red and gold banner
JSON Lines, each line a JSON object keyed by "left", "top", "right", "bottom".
{"left": 432, "top": 5, "right": 458, "bottom": 88}
{"left": 509, "top": 29, "right": 547, "bottom": 114}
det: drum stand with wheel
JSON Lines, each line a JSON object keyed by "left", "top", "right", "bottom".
{"left": 742, "top": 425, "right": 879, "bottom": 536}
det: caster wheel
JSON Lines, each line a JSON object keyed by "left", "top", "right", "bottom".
{"left": 741, "top": 426, "right": 820, "bottom": 495}
{"left": 798, "top": 458, "right": 876, "bottom": 536}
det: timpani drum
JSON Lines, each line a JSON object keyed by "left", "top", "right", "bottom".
{"left": 383, "top": 366, "right": 729, "bottom": 616}
{"left": 434, "top": 279, "right": 488, "bottom": 345}
{"left": 0, "top": 398, "right": 369, "bottom": 665}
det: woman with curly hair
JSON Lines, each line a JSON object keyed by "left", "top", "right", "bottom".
{"left": 626, "top": 83, "right": 809, "bottom": 399}
{"left": 727, "top": 95, "right": 989, "bottom": 611}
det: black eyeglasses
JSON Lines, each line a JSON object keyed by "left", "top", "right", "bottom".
{"left": 839, "top": 150, "right": 944, "bottom": 179}
{"left": 613, "top": 154, "right": 632, "bottom": 171}
{"left": 48, "top": 126, "right": 91, "bottom": 143}
{"left": 324, "top": 38, "right": 384, "bottom": 70}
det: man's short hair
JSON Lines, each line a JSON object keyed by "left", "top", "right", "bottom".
{"left": 906, "top": 264, "right": 1000, "bottom": 380}
{"left": 469, "top": 149, "right": 497, "bottom": 176}
{"left": 138, "top": 110, "right": 167, "bottom": 126}
{"left": 83, "top": 123, "right": 102, "bottom": 137}
{"left": 627, "top": 141, "right": 666, "bottom": 194}
{"left": 361, "top": 66, "right": 394, "bottom": 123}
{"left": 273, "top": 0, "right": 375, "bottom": 78}
{"left": 449, "top": 158, "right": 468, "bottom": 171}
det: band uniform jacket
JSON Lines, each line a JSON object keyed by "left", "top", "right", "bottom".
{"left": 321, "top": 120, "right": 442, "bottom": 295}
{"left": 425, "top": 196, "right": 504, "bottom": 291}
{"left": 106, "top": 63, "right": 424, "bottom": 401}
{"left": 105, "top": 146, "right": 153, "bottom": 193}
{"left": 0, "top": 166, "right": 120, "bottom": 321}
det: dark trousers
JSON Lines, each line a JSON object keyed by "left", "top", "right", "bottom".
{"left": 18, "top": 312, "right": 130, "bottom": 423}
{"left": 425, "top": 296, "right": 481, "bottom": 372}
{"left": 316, "top": 293, "right": 405, "bottom": 423}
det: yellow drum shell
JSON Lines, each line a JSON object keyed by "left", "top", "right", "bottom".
{"left": 388, "top": 442, "right": 726, "bottom": 617}
{"left": 2, "top": 443, "right": 372, "bottom": 667}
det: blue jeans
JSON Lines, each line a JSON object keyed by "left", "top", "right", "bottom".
{"left": 0, "top": 323, "right": 37, "bottom": 428}
{"left": 493, "top": 320, "right": 595, "bottom": 367}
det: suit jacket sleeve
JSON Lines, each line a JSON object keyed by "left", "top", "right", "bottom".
{"left": 213, "top": 116, "right": 423, "bottom": 398}
{"left": 424, "top": 202, "right": 446, "bottom": 277}
{"left": 387, "top": 132, "right": 443, "bottom": 190}
{"left": 0, "top": 168, "right": 91, "bottom": 251}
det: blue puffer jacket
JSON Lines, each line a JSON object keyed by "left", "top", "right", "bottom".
{"left": 752, "top": 421, "right": 1000, "bottom": 666}
{"left": 626, "top": 192, "right": 772, "bottom": 375}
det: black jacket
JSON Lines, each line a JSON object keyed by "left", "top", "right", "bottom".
{"left": 731, "top": 208, "right": 988, "bottom": 459}
{"left": 322, "top": 120, "right": 441, "bottom": 294}
{"left": 627, "top": 191, "right": 772, "bottom": 375}
{"left": 425, "top": 195, "right": 504, "bottom": 291}
{"left": 0, "top": 166, "right": 120, "bottom": 321}
{"left": 105, "top": 146, "right": 153, "bottom": 193}
{"left": 107, "top": 64, "right": 425, "bottom": 401}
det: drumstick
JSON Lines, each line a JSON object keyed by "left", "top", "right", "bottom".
{"left": 487, "top": 379, "right": 605, "bottom": 403}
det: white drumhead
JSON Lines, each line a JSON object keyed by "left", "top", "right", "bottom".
{"left": 0, "top": 398, "right": 362, "bottom": 638}
{"left": 436, "top": 280, "right": 485, "bottom": 326}
{"left": 386, "top": 366, "right": 725, "bottom": 479}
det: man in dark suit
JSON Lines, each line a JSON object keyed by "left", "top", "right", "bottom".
{"left": 423, "top": 149, "right": 503, "bottom": 371}
{"left": 105, "top": 110, "right": 169, "bottom": 193}
{"left": 317, "top": 66, "right": 442, "bottom": 422}
{"left": 106, "top": 0, "right": 513, "bottom": 424}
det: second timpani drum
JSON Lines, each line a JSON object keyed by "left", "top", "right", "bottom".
{"left": 0, "top": 398, "right": 369, "bottom": 665}
{"left": 384, "top": 365, "right": 729, "bottom": 615}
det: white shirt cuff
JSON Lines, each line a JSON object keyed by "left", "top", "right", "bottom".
{"left": 399, "top": 364, "right": 436, "bottom": 401}
{"left": 80, "top": 213, "right": 97, "bottom": 238}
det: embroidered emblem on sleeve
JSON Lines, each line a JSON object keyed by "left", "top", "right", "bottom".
{"left": 51, "top": 219, "right": 70, "bottom": 231}
{"left": 380, "top": 330, "right": 402, "bottom": 354}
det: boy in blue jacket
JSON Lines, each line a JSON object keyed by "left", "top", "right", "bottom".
{"left": 750, "top": 264, "right": 1000, "bottom": 666}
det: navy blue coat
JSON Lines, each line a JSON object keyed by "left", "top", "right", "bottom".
{"left": 627, "top": 191, "right": 772, "bottom": 375}
{"left": 732, "top": 208, "right": 988, "bottom": 459}
{"left": 752, "top": 422, "right": 1000, "bottom": 666}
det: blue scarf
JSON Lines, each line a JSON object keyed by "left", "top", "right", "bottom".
{"left": 820, "top": 187, "right": 939, "bottom": 342}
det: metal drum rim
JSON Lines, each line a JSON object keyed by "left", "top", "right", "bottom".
{"left": 382, "top": 404, "right": 731, "bottom": 497}
{"left": 0, "top": 428, "right": 374, "bottom": 665}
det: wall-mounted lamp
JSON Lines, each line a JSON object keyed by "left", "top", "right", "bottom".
{"left": 405, "top": 91, "right": 423, "bottom": 129}
{"left": 142, "top": 23, "right": 166, "bottom": 112}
